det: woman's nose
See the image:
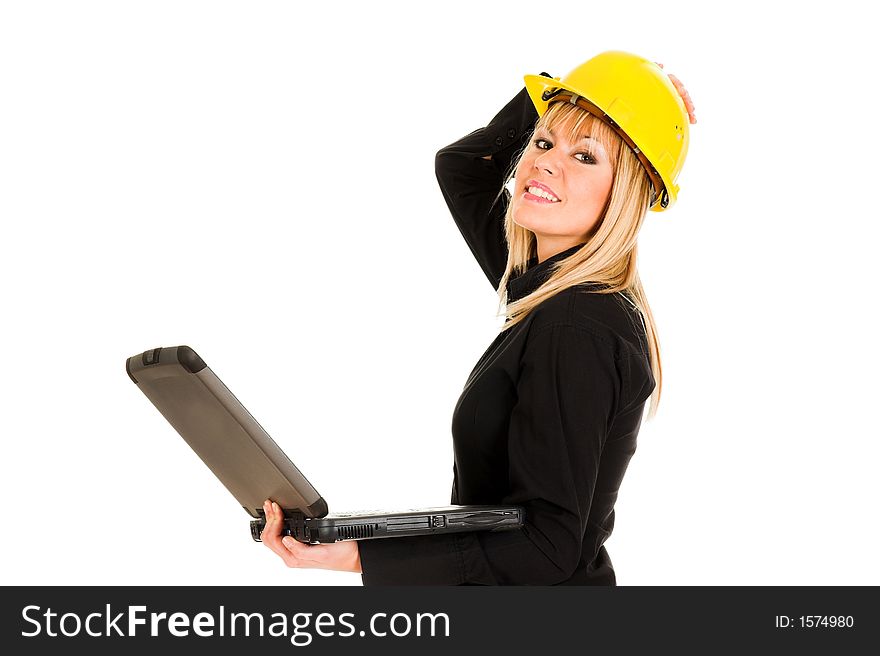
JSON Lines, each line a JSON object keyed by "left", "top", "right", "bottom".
{"left": 533, "top": 149, "right": 560, "bottom": 175}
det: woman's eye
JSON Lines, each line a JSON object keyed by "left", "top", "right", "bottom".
{"left": 534, "top": 138, "right": 595, "bottom": 164}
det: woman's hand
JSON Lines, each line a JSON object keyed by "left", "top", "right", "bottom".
{"left": 260, "top": 499, "right": 362, "bottom": 573}
{"left": 656, "top": 62, "right": 697, "bottom": 124}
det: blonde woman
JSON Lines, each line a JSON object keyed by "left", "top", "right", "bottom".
{"left": 261, "top": 51, "right": 697, "bottom": 585}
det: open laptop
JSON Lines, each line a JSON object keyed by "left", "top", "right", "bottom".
{"left": 126, "top": 345, "right": 524, "bottom": 544}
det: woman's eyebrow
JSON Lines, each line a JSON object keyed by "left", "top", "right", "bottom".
{"left": 546, "top": 127, "right": 602, "bottom": 144}
{"left": 584, "top": 139, "right": 606, "bottom": 156}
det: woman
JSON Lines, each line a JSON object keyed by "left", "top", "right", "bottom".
{"left": 260, "top": 51, "right": 696, "bottom": 584}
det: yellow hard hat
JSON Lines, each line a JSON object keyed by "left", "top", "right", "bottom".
{"left": 524, "top": 51, "right": 690, "bottom": 212}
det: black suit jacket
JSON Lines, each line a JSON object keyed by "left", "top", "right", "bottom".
{"left": 358, "top": 87, "right": 655, "bottom": 585}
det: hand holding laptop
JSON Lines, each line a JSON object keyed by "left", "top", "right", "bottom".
{"left": 260, "top": 499, "right": 362, "bottom": 573}
{"left": 126, "top": 345, "right": 523, "bottom": 549}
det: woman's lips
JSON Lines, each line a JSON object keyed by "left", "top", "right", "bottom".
{"left": 525, "top": 179, "right": 560, "bottom": 203}
{"left": 523, "top": 190, "right": 558, "bottom": 204}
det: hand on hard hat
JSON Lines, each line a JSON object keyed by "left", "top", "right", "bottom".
{"left": 655, "top": 63, "right": 697, "bottom": 124}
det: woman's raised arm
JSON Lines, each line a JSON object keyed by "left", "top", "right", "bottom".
{"left": 434, "top": 84, "right": 543, "bottom": 290}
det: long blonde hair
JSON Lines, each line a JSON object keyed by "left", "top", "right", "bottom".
{"left": 496, "top": 101, "right": 662, "bottom": 419}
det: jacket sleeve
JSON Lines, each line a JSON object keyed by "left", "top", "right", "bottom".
{"left": 359, "top": 323, "right": 620, "bottom": 585}
{"left": 434, "top": 86, "right": 539, "bottom": 291}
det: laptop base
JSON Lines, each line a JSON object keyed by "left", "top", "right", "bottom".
{"left": 250, "top": 505, "right": 524, "bottom": 544}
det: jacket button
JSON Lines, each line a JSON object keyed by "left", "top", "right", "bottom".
{"left": 494, "top": 136, "right": 504, "bottom": 146}
{"left": 507, "top": 128, "right": 516, "bottom": 138}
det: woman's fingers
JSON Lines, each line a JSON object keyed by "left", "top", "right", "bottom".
{"left": 666, "top": 73, "right": 697, "bottom": 124}
{"left": 668, "top": 74, "right": 693, "bottom": 104}
{"left": 655, "top": 63, "right": 697, "bottom": 124}
{"left": 260, "top": 498, "right": 361, "bottom": 572}
{"left": 260, "top": 499, "right": 325, "bottom": 568}
{"left": 281, "top": 536, "right": 328, "bottom": 567}
{"left": 275, "top": 535, "right": 345, "bottom": 569}
{"left": 260, "top": 499, "right": 293, "bottom": 561}
{"left": 260, "top": 499, "right": 279, "bottom": 540}
{"left": 280, "top": 539, "right": 361, "bottom": 572}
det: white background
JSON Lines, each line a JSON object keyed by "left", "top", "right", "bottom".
{"left": 1, "top": 0, "right": 877, "bottom": 586}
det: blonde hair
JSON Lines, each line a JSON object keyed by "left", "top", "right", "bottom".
{"left": 496, "top": 101, "right": 663, "bottom": 420}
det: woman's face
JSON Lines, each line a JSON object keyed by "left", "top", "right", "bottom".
{"left": 511, "top": 117, "right": 614, "bottom": 260}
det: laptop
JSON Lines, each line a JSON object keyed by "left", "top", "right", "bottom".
{"left": 126, "top": 345, "right": 524, "bottom": 544}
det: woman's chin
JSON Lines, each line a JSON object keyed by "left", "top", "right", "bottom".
{"left": 512, "top": 213, "right": 553, "bottom": 236}
{"left": 511, "top": 208, "right": 541, "bottom": 233}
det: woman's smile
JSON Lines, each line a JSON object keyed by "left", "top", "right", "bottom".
{"left": 524, "top": 179, "right": 561, "bottom": 203}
